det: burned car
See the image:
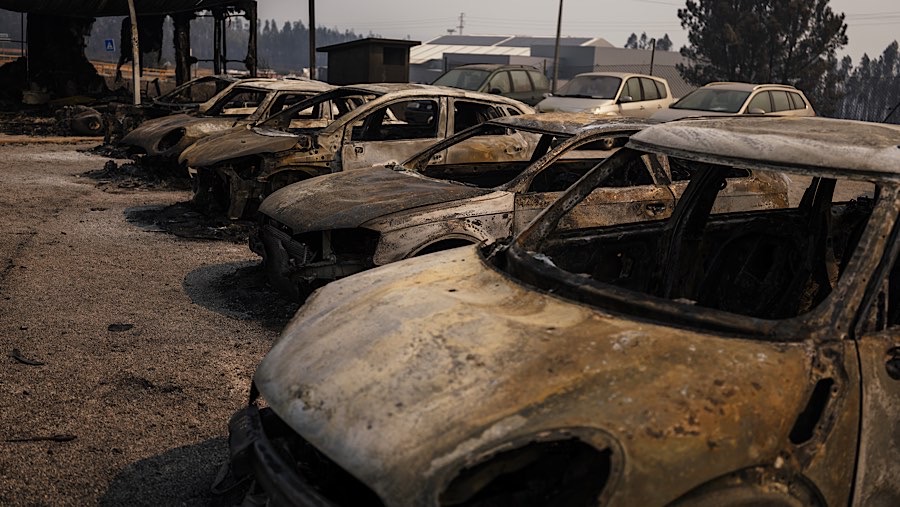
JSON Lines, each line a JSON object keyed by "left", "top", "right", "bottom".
{"left": 100, "top": 75, "right": 239, "bottom": 142}
{"left": 253, "top": 113, "right": 787, "bottom": 299}
{"left": 118, "top": 78, "right": 334, "bottom": 163}
{"left": 142, "top": 74, "right": 238, "bottom": 118}
{"left": 179, "top": 83, "right": 534, "bottom": 219}
{"left": 224, "top": 116, "right": 900, "bottom": 505}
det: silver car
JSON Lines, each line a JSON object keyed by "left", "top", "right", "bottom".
{"left": 536, "top": 72, "right": 674, "bottom": 118}
{"left": 651, "top": 82, "right": 816, "bottom": 121}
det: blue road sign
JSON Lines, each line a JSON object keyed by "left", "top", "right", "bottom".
{"left": 104, "top": 39, "right": 115, "bottom": 52}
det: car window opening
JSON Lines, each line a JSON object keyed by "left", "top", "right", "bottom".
{"left": 520, "top": 152, "right": 877, "bottom": 323}
{"left": 419, "top": 129, "right": 618, "bottom": 190}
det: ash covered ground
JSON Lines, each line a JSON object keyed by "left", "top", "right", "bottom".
{"left": 0, "top": 138, "right": 297, "bottom": 505}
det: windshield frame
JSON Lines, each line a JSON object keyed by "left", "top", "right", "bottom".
{"left": 432, "top": 68, "right": 491, "bottom": 91}
{"left": 670, "top": 88, "right": 752, "bottom": 113}
{"left": 399, "top": 119, "right": 651, "bottom": 189}
{"left": 258, "top": 89, "right": 380, "bottom": 130}
{"left": 556, "top": 75, "right": 623, "bottom": 99}
{"left": 499, "top": 143, "right": 898, "bottom": 340}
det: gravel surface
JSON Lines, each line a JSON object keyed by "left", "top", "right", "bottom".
{"left": 0, "top": 140, "right": 298, "bottom": 505}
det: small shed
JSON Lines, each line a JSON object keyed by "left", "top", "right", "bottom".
{"left": 318, "top": 37, "right": 420, "bottom": 85}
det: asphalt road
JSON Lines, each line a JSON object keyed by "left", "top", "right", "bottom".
{"left": 0, "top": 138, "right": 295, "bottom": 506}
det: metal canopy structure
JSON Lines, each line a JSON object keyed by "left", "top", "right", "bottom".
{"left": 0, "top": 1, "right": 236, "bottom": 17}
{"left": 0, "top": 0, "right": 257, "bottom": 97}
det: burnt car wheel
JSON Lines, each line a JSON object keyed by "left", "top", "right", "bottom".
{"left": 191, "top": 170, "right": 229, "bottom": 215}
{"left": 71, "top": 111, "right": 105, "bottom": 136}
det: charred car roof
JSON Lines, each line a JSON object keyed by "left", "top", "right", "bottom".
{"left": 628, "top": 116, "right": 900, "bottom": 179}
{"left": 485, "top": 112, "right": 658, "bottom": 136}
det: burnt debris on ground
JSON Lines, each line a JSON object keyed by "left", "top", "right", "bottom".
{"left": 183, "top": 261, "right": 301, "bottom": 331}
{"left": 125, "top": 201, "right": 252, "bottom": 244}
{"left": 83, "top": 159, "right": 191, "bottom": 191}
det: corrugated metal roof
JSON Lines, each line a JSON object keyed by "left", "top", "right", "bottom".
{"left": 429, "top": 35, "right": 510, "bottom": 46}
{"left": 0, "top": 0, "right": 236, "bottom": 16}
{"left": 498, "top": 36, "right": 593, "bottom": 47}
{"left": 410, "top": 44, "right": 529, "bottom": 65}
{"left": 412, "top": 34, "right": 612, "bottom": 66}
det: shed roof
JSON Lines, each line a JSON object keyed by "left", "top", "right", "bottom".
{"left": 410, "top": 35, "right": 612, "bottom": 65}
{"left": 317, "top": 37, "right": 420, "bottom": 53}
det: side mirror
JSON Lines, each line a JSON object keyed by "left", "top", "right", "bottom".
{"left": 747, "top": 108, "right": 767, "bottom": 115}
{"left": 617, "top": 95, "right": 634, "bottom": 104}
{"left": 489, "top": 88, "right": 503, "bottom": 95}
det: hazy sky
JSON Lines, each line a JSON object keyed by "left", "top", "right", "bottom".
{"left": 257, "top": 0, "right": 899, "bottom": 64}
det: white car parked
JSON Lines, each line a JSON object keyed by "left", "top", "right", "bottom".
{"left": 651, "top": 82, "right": 816, "bottom": 121}
{"left": 535, "top": 72, "right": 674, "bottom": 118}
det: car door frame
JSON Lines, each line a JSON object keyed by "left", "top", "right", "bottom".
{"left": 339, "top": 96, "right": 449, "bottom": 171}
{"left": 617, "top": 77, "right": 647, "bottom": 117}
{"left": 511, "top": 140, "right": 675, "bottom": 233}
{"left": 848, "top": 187, "right": 900, "bottom": 505}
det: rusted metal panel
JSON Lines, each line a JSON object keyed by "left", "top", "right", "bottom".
{"left": 121, "top": 79, "right": 332, "bottom": 159}
{"left": 187, "top": 86, "right": 533, "bottom": 219}
{"left": 260, "top": 168, "right": 490, "bottom": 232}
{"left": 853, "top": 331, "right": 900, "bottom": 505}
{"left": 230, "top": 116, "right": 900, "bottom": 505}
{"left": 255, "top": 246, "right": 826, "bottom": 505}
{"left": 254, "top": 116, "right": 787, "bottom": 299}
{"left": 369, "top": 191, "right": 515, "bottom": 264}
{"left": 629, "top": 117, "right": 900, "bottom": 179}
{"left": 179, "top": 126, "right": 300, "bottom": 167}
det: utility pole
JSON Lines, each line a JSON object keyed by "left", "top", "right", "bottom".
{"left": 309, "top": 0, "right": 316, "bottom": 79}
{"left": 457, "top": 13, "right": 464, "bottom": 36}
{"left": 126, "top": 0, "right": 141, "bottom": 105}
{"left": 551, "top": 0, "right": 563, "bottom": 93}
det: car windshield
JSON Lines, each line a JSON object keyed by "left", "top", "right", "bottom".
{"left": 502, "top": 147, "right": 880, "bottom": 336}
{"left": 557, "top": 76, "right": 621, "bottom": 99}
{"left": 671, "top": 88, "right": 751, "bottom": 113}
{"left": 432, "top": 69, "right": 490, "bottom": 90}
{"left": 160, "top": 77, "right": 229, "bottom": 104}
{"left": 400, "top": 121, "right": 627, "bottom": 189}
{"left": 204, "top": 86, "right": 269, "bottom": 116}
{"left": 258, "top": 91, "right": 375, "bottom": 131}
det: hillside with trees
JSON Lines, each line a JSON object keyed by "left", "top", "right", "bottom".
{"left": 80, "top": 15, "right": 366, "bottom": 74}
{"left": 676, "top": 0, "right": 900, "bottom": 122}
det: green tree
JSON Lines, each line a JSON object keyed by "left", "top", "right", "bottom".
{"left": 624, "top": 32, "right": 673, "bottom": 51}
{"left": 677, "top": 0, "right": 848, "bottom": 96}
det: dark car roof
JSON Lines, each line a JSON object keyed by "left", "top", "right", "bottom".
{"left": 451, "top": 63, "right": 543, "bottom": 72}
{"left": 629, "top": 116, "right": 900, "bottom": 180}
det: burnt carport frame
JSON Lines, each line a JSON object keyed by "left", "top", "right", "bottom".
{"left": 0, "top": 0, "right": 258, "bottom": 87}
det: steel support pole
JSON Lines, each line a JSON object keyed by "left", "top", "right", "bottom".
{"left": 173, "top": 13, "right": 192, "bottom": 85}
{"left": 245, "top": 1, "right": 258, "bottom": 76}
{"left": 213, "top": 9, "right": 222, "bottom": 74}
{"left": 551, "top": 0, "right": 563, "bottom": 93}
{"left": 308, "top": 0, "right": 316, "bottom": 79}
{"left": 126, "top": 0, "right": 141, "bottom": 105}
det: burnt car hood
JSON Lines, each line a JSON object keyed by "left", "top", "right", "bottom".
{"left": 121, "top": 114, "right": 237, "bottom": 149}
{"left": 255, "top": 246, "right": 814, "bottom": 504}
{"left": 178, "top": 126, "right": 300, "bottom": 167}
{"left": 260, "top": 168, "right": 491, "bottom": 232}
